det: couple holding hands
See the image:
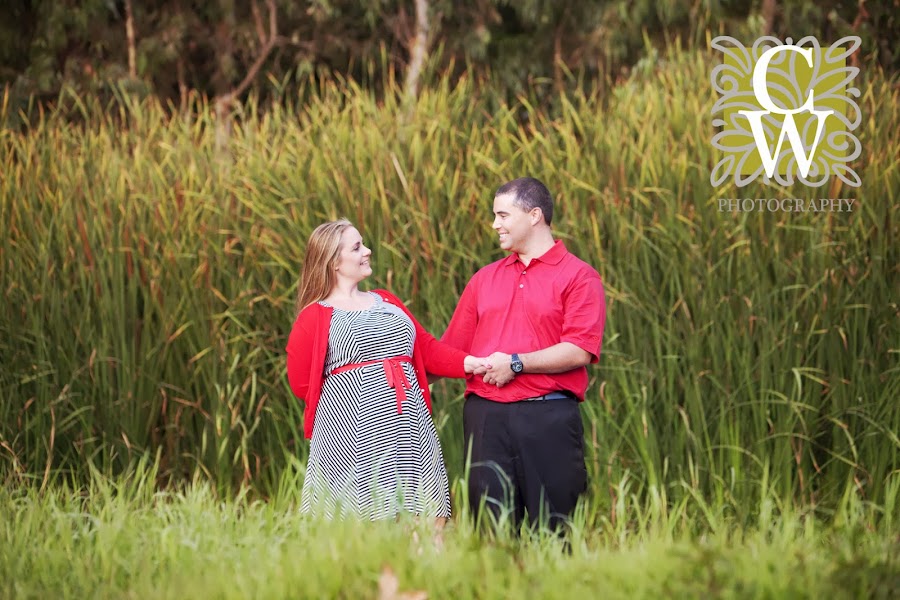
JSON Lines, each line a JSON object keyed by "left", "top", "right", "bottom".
{"left": 286, "top": 177, "right": 606, "bottom": 533}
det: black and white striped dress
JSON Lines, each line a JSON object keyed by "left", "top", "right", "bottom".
{"left": 300, "top": 292, "right": 451, "bottom": 520}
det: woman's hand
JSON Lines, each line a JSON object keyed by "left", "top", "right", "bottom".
{"left": 464, "top": 355, "right": 491, "bottom": 375}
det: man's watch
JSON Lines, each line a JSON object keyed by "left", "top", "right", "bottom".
{"left": 510, "top": 353, "right": 524, "bottom": 375}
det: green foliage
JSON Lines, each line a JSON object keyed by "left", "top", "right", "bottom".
{"left": 2, "top": 0, "right": 898, "bottom": 109}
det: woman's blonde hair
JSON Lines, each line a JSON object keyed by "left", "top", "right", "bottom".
{"left": 295, "top": 219, "right": 354, "bottom": 314}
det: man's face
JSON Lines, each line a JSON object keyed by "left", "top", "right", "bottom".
{"left": 492, "top": 192, "right": 534, "bottom": 253}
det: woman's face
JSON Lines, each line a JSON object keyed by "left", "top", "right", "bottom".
{"left": 334, "top": 226, "right": 372, "bottom": 283}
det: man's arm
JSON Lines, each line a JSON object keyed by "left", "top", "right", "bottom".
{"left": 482, "top": 343, "right": 591, "bottom": 387}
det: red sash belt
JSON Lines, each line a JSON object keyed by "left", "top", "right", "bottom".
{"left": 329, "top": 355, "right": 414, "bottom": 413}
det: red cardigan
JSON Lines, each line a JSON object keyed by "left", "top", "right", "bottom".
{"left": 285, "top": 289, "right": 468, "bottom": 439}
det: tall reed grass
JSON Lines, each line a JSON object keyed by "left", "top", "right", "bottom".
{"left": 1, "top": 46, "right": 897, "bottom": 529}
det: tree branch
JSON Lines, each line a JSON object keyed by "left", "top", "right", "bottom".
{"left": 218, "top": 0, "right": 278, "bottom": 107}
{"left": 251, "top": 0, "right": 266, "bottom": 44}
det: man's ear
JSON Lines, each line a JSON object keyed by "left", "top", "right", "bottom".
{"left": 530, "top": 207, "right": 543, "bottom": 225}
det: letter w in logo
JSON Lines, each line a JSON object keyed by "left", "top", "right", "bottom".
{"left": 739, "top": 44, "right": 833, "bottom": 178}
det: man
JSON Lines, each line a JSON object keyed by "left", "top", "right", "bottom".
{"left": 441, "top": 177, "right": 606, "bottom": 531}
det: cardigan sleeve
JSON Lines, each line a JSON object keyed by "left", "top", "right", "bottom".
{"left": 285, "top": 307, "right": 318, "bottom": 401}
{"left": 378, "top": 290, "right": 467, "bottom": 378}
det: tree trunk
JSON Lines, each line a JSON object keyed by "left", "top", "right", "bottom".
{"left": 124, "top": 0, "right": 136, "bottom": 78}
{"left": 761, "top": 0, "right": 777, "bottom": 36}
{"left": 213, "top": 0, "right": 236, "bottom": 98}
{"left": 850, "top": 0, "right": 869, "bottom": 69}
{"left": 404, "top": 0, "right": 430, "bottom": 102}
{"left": 553, "top": 24, "right": 563, "bottom": 95}
{"left": 177, "top": 57, "right": 188, "bottom": 112}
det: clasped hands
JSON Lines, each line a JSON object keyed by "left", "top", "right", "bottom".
{"left": 463, "top": 352, "right": 516, "bottom": 388}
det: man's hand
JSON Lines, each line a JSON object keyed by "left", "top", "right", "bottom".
{"left": 464, "top": 355, "right": 492, "bottom": 375}
{"left": 482, "top": 351, "right": 515, "bottom": 387}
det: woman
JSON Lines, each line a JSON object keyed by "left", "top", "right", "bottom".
{"left": 286, "top": 219, "right": 485, "bottom": 525}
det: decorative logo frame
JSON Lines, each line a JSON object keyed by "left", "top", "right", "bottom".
{"left": 710, "top": 36, "right": 862, "bottom": 188}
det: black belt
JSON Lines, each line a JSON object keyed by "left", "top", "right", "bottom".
{"left": 466, "top": 391, "right": 576, "bottom": 402}
{"left": 520, "top": 391, "right": 575, "bottom": 402}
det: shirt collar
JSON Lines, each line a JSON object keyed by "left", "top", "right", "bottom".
{"left": 503, "top": 239, "right": 567, "bottom": 267}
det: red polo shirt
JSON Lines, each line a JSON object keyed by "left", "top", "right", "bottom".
{"left": 441, "top": 240, "right": 606, "bottom": 402}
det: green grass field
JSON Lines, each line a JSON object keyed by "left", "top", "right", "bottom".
{"left": 2, "top": 461, "right": 897, "bottom": 599}
{"left": 1, "top": 45, "right": 898, "bottom": 597}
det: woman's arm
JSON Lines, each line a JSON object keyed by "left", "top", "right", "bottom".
{"left": 285, "top": 309, "right": 318, "bottom": 401}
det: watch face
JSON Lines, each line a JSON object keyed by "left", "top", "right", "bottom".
{"left": 511, "top": 356, "right": 524, "bottom": 373}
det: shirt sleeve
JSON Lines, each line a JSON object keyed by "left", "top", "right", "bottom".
{"left": 560, "top": 270, "right": 606, "bottom": 363}
{"left": 440, "top": 275, "right": 479, "bottom": 353}
{"left": 285, "top": 309, "right": 316, "bottom": 401}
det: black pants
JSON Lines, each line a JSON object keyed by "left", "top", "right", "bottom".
{"left": 463, "top": 394, "right": 587, "bottom": 531}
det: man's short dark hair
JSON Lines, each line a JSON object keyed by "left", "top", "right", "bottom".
{"left": 496, "top": 177, "right": 554, "bottom": 225}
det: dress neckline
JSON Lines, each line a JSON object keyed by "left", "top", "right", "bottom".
{"left": 319, "top": 291, "right": 382, "bottom": 312}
